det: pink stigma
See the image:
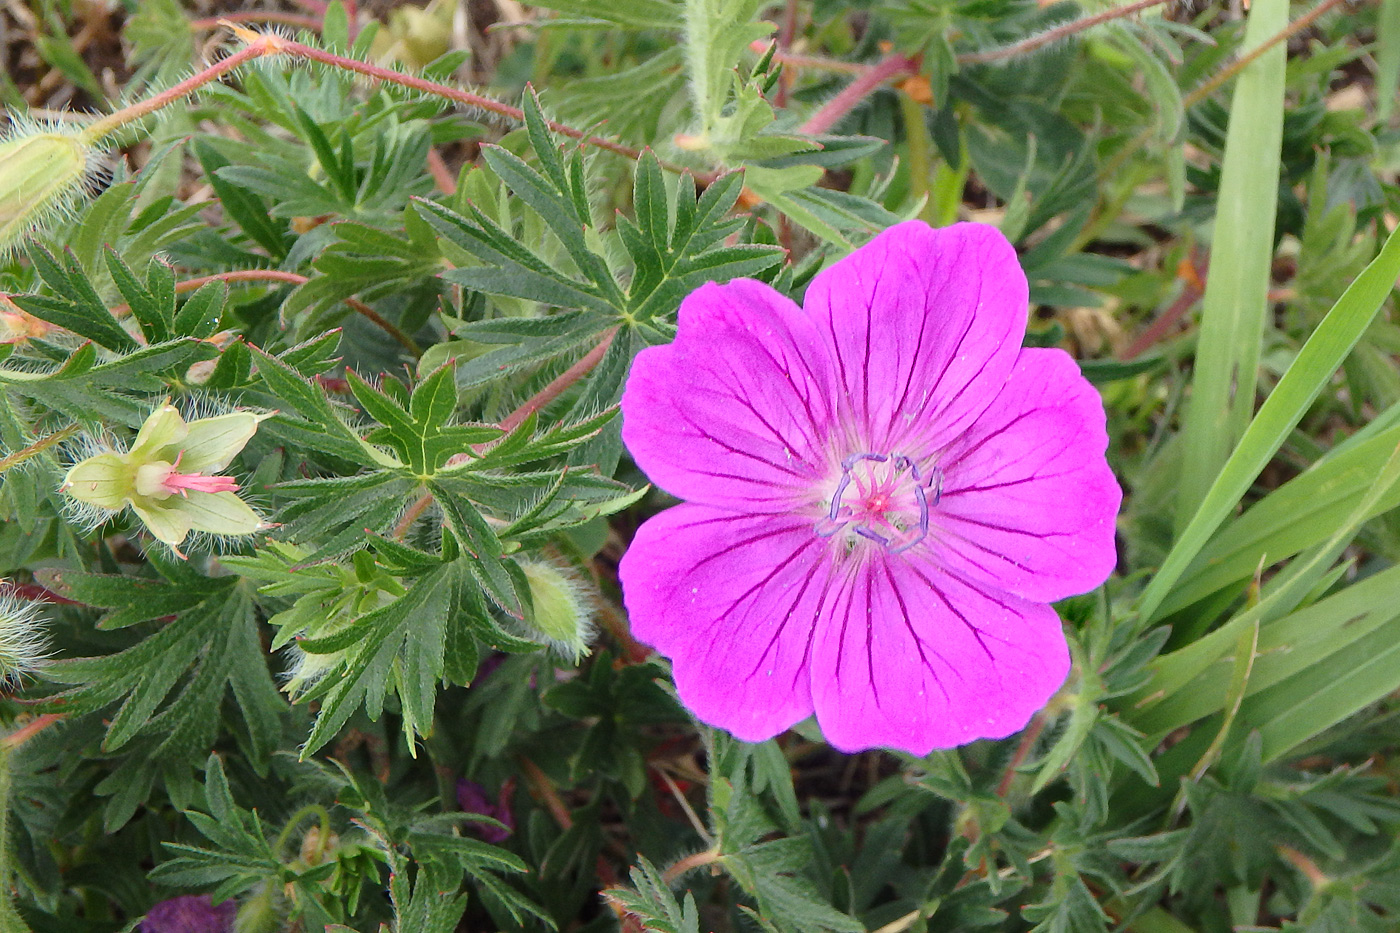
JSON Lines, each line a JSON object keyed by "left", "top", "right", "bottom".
{"left": 160, "top": 470, "right": 240, "bottom": 497}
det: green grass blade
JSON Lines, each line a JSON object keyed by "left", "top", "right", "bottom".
{"left": 1137, "top": 220, "right": 1400, "bottom": 624}
{"left": 1128, "top": 440, "right": 1400, "bottom": 737}
{"left": 1378, "top": 0, "right": 1400, "bottom": 122}
{"left": 1173, "top": 0, "right": 1288, "bottom": 532}
{"left": 1157, "top": 421, "right": 1400, "bottom": 617}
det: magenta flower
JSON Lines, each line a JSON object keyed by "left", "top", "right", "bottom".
{"left": 618, "top": 221, "right": 1120, "bottom": 755}
{"left": 456, "top": 778, "right": 515, "bottom": 843}
{"left": 141, "top": 894, "right": 236, "bottom": 933}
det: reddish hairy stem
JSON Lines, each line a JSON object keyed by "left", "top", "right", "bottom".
{"left": 748, "top": 42, "right": 868, "bottom": 75}
{"left": 798, "top": 53, "right": 920, "bottom": 136}
{"left": 1121, "top": 251, "right": 1207, "bottom": 361}
{"left": 499, "top": 328, "right": 617, "bottom": 433}
{"left": 994, "top": 711, "right": 1048, "bottom": 798}
{"left": 426, "top": 147, "right": 458, "bottom": 195}
{"left": 1, "top": 714, "right": 64, "bottom": 750}
{"left": 775, "top": 0, "right": 1172, "bottom": 139}
{"left": 957, "top": 0, "right": 1171, "bottom": 66}
{"left": 256, "top": 36, "right": 711, "bottom": 182}
{"left": 661, "top": 847, "right": 722, "bottom": 883}
{"left": 1180, "top": 0, "right": 1347, "bottom": 109}
{"left": 80, "top": 43, "right": 267, "bottom": 143}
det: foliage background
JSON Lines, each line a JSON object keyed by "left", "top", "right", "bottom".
{"left": 1, "top": 0, "right": 1400, "bottom": 930}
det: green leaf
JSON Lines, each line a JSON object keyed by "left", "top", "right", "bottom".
{"left": 1172, "top": 0, "right": 1289, "bottom": 529}
{"left": 249, "top": 342, "right": 397, "bottom": 468}
{"left": 13, "top": 245, "right": 138, "bottom": 352}
{"left": 44, "top": 583, "right": 284, "bottom": 759}
{"left": 1137, "top": 218, "right": 1400, "bottom": 623}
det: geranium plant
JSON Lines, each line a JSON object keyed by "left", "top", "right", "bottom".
{"left": 0, "top": 0, "right": 1397, "bottom": 931}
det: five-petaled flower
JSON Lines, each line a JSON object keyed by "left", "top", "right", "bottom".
{"left": 61, "top": 403, "right": 273, "bottom": 554}
{"left": 618, "top": 221, "right": 1121, "bottom": 755}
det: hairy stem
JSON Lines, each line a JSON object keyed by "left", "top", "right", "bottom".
{"left": 798, "top": 52, "right": 920, "bottom": 136}
{"left": 1099, "top": 0, "right": 1347, "bottom": 184}
{"left": 957, "top": 0, "right": 1171, "bottom": 66}
{"left": 994, "top": 711, "right": 1048, "bottom": 798}
{"left": 392, "top": 329, "right": 618, "bottom": 540}
{"left": 1179, "top": 0, "right": 1347, "bottom": 110}
{"left": 189, "top": 11, "right": 321, "bottom": 31}
{"left": 751, "top": 44, "right": 868, "bottom": 74}
{"left": 0, "top": 713, "right": 64, "bottom": 750}
{"left": 498, "top": 328, "right": 617, "bottom": 433}
{"left": 243, "top": 32, "right": 710, "bottom": 181}
{"left": 0, "top": 424, "right": 79, "bottom": 475}
{"left": 1121, "top": 249, "right": 1207, "bottom": 360}
{"left": 661, "top": 846, "right": 722, "bottom": 884}
{"left": 79, "top": 43, "right": 268, "bottom": 143}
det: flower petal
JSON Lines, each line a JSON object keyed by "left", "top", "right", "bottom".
{"left": 810, "top": 555, "right": 1069, "bottom": 755}
{"left": 621, "top": 280, "right": 837, "bottom": 511}
{"left": 174, "top": 412, "right": 267, "bottom": 472}
{"left": 619, "top": 504, "right": 829, "bottom": 742}
{"left": 932, "top": 348, "right": 1121, "bottom": 603}
{"left": 133, "top": 492, "right": 263, "bottom": 546}
{"left": 172, "top": 491, "right": 265, "bottom": 536}
{"left": 130, "top": 500, "right": 193, "bottom": 546}
{"left": 803, "top": 221, "right": 1027, "bottom": 454}
{"left": 130, "top": 404, "right": 188, "bottom": 457}
{"left": 62, "top": 453, "right": 131, "bottom": 509}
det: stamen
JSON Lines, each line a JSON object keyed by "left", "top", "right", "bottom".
{"left": 161, "top": 471, "right": 240, "bottom": 496}
{"left": 821, "top": 452, "right": 944, "bottom": 554}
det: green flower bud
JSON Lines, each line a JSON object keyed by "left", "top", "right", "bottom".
{"left": 520, "top": 561, "right": 594, "bottom": 661}
{"left": 0, "top": 131, "right": 93, "bottom": 251}
{"left": 61, "top": 402, "right": 273, "bottom": 554}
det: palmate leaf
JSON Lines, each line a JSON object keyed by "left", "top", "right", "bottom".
{"left": 417, "top": 92, "right": 782, "bottom": 328}
{"left": 291, "top": 555, "right": 532, "bottom": 756}
{"left": 345, "top": 363, "right": 500, "bottom": 476}
{"left": 42, "top": 574, "right": 285, "bottom": 764}
{"left": 12, "top": 244, "right": 138, "bottom": 352}
{"left": 607, "top": 857, "right": 702, "bottom": 933}
{"left": 622, "top": 157, "right": 785, "bottom": 322}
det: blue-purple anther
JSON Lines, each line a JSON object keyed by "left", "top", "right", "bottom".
{"left": 817, "top": 451, "right": 942, "bottom": 553}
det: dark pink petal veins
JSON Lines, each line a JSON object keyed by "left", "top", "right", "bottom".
{"left": 619, "top": 504, "right": 831, "bottom": 742}
{"left": 932, "top": 348, "right": 1121, "bottom": 603}
{"left": 809, "top": 554, "right": 1070, "bottom": 755}
{"left": 621, "top": 279, "right": 839, "bottom": 512}
{"left": 803, "top": 221, "right": 1028, "bottom": 453}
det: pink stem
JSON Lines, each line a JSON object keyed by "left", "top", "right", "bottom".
{"left": 798, "top": 53, "right": 919, "bottom": 136}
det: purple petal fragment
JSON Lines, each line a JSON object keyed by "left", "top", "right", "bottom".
{"left": 803, "top": 221, "right": 1027, "bottom": 453}
{"left": 618, "top": 220, "right": 1119, "bottom": 755}
{"left": 141, "top": 895, "right": 236, "bottom": 933}
{"left": 456, "top": 778, "right": 514, "bottom": 843}
{"left": 934, "top": 348, "right": 1122, "bottom": 603}
{"left": 621, "top": 279, "right": 838, "bottom": 512}
{"left": 619, "top": 504, "right": 823, "bottom": 741}
{"left": 809, "top": 557, "right": 1070, "bottom": 754}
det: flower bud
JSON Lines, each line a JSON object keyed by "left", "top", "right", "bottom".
{"left": 519, "top": 561, "right": 593, "bottom": 661}
{"left": 0, "top": 131, "right": 92, "bottom": 251}
{"left": 0, "top": 586, "right": 49, "bottom": 688}
{"left": 233, "top": 885, "right": 281, "bottom": 933}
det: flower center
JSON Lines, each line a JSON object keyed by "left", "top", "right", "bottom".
{"left": 133, "top": 451, "right": 240, "bottom": 500}
{"left": 816, "top": 452, "right": 941, "bottom": 553}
